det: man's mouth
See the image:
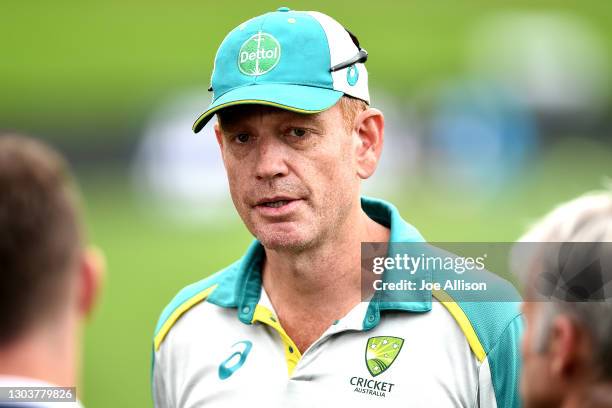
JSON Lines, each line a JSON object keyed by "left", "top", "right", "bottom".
{"left": 253, "top": 196, "right": 303, "bottom": 215}
{"left": 254, "top": 196, "right": 299, "bottom": 207}
{"left": 260, "top": 200, "right": 293, "bottom": 208}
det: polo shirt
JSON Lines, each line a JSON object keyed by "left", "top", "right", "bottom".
{"left": 152, "top": 197, "right": 523, "bottom": 407}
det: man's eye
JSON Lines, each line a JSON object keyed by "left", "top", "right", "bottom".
{"left": 289, "top": 128, "right": 307, "bottom": 137}
{"left": 236, "top": 133, "right": 250, "bottom": 143}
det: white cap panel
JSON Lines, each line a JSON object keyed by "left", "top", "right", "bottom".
{"left": 307, "top": 11, "right": 370, "bottom": 104}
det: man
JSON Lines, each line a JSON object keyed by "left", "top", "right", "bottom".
{"left": 515, "top": 191, "right": 612, "bottom": 408}
{"left": 0, "top": 134, "right": 104, "bottom": 407}
{"left": 152, "top": 8, "right": 522, "bottom": 407}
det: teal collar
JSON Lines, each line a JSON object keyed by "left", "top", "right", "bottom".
{"left": 206, "top": 196, "right": 432, "bottom": 330}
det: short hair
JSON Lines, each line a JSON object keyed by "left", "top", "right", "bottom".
{"left": 515, "top": 189, "right": 612, "bottom": 380}
{"left": 0, "top": 134, "right": 82, "bottom": 345}
{"left": 518, "top": 190, "right": 612, "bottom": 244}
{"left": 338, "top": 95, "right": 368, "bottom": 132}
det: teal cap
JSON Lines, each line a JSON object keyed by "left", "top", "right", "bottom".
{"left": 192, "top": 8, "right": 370, "bottom": 133}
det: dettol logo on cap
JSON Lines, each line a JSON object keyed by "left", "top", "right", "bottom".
{"left": 238, "top": 32, "right": 281, "bottom": 76}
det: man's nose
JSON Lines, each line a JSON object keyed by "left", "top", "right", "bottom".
{"left": 254, "top": 136, "right": 290, "bottom": 180}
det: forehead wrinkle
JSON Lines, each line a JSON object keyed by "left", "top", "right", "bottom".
{"left": 268, "top": 109, "right": 328, "bottom": 128}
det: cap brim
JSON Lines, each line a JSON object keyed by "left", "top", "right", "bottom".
{"left": 192, "top": 84, "right": 344, "bottom": 133}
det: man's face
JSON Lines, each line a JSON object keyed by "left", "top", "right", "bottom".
{"left": 520, "top": 301, "right": 563, "bottom": 408}
{"left": 215, "top": 102, "right": 360, "bottom": 251}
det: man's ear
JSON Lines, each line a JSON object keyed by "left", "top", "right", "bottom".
{"left": 214, "top": 121, "right": 224, "bottom": 151}
{"left": 549, "top": 315, "right": 586, "bottom": 380}
{"left": 353, "top": 108, "right": 384, "bottom": 179}
{"left": 78, "top": 246, "right": 105, "bottom": 318}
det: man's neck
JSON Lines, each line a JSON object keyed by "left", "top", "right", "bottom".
{"left": 0, "top": 316, "right": 79, "bottom": 387}
{"left": 261, "top": 202, "right": 389, "bottom": 352}
{"left": 562, "top": 383, "right": 612, "bottom": 408}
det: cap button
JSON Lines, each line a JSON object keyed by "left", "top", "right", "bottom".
{"left": 277, "top": 6, "right": 291, "bottom": 12}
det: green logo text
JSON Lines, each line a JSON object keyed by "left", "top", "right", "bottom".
{"left": 238, "top": 32, "right": 281, "bottom": 76}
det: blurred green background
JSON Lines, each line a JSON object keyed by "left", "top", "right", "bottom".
{"left": 2, "top": 1, "right": 611, "bottom": 406}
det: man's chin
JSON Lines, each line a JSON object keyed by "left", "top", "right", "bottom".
{"left": 254, "top": 225, "right": 312, "bottom": 252}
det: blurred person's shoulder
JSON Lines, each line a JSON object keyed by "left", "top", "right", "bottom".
{"left": 0, "top": 375, "right": 84, "bottom": 407}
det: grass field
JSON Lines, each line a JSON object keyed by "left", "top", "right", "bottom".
{"left": 2, "top": 0, "right": 611, "bottom": 406}
{"left": 79, "top": 137, "right": 611, "bottom": 407}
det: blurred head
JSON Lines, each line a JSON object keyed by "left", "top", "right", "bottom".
{"left": 0, "top": 134, "right": 103, "bottom": 349}
{"left": 515, "top": 190, "right": 612, "bottom": 408}
{"left": 214, "top": 96, "right": 384, "bottom": 251}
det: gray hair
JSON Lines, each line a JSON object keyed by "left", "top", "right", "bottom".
{"left": 514, "top": 188, "right": 612, "bottom": 380}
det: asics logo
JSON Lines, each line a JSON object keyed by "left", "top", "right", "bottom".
{"left": 218, "top": 340, "right": 253, "bottom": 380}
